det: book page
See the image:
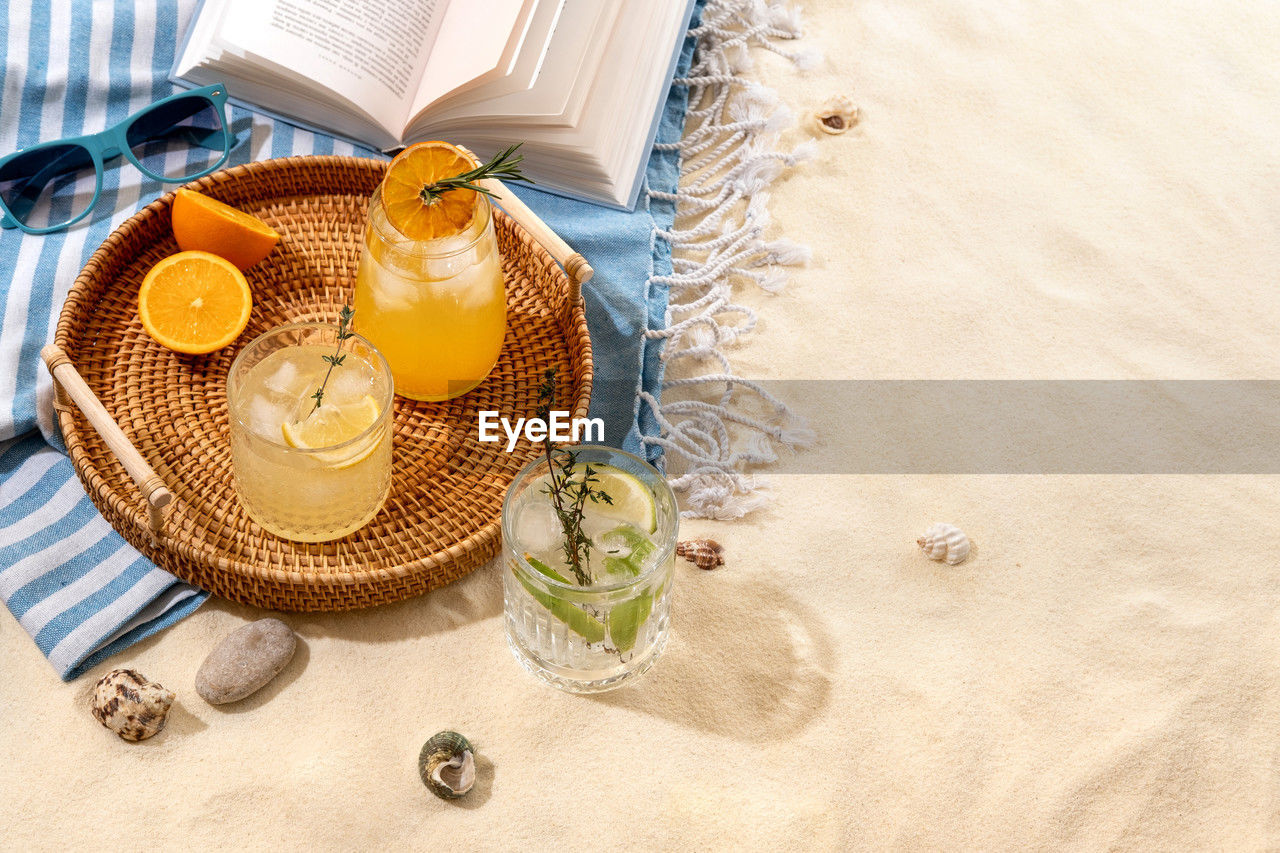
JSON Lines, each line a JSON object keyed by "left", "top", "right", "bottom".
{"left": 418, "top": 0, "right": 564, "bottom": 118}
{"left": 416, "top": 0, "right": 616, "bottom": 130}
{"left": 407, "top": 0, "right": 567, "bottom": 129}
{"left": 214, "top": 0, "right": 446, "bottom": 134}
{"left": 410, "top": 0, "right": 536, "bottom": 113}
{"left": 422, "top": 0, "right": 691, "bottom": 207}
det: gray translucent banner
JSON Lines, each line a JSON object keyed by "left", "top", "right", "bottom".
{"left": 648, "top": 381, "right": 1280, "bottom": 474}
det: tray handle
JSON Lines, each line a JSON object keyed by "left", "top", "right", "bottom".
{"left": 41, "top": 344, "right": 171, "bottom": 538}
{"left": 454, "top": 147, "right": 594, "bottom": 303}
{"left": 477, "top": 177, "right": 594, "bottom": 302}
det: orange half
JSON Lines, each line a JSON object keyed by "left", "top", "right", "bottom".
{"left": 138, "top": 251, "right": 252, "bottom": 355}
{"left": 171, "top": 188, "right": 280, "bottom": 271}
{"left": 381, "top": 141, "right": 479, "bottom": 240}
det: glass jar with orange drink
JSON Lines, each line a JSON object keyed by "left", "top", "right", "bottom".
{"left": 353, "top": 143, "right": 522, "bottom": 401}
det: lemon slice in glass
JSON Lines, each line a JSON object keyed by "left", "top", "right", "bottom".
{"left": 282, "top": 395, "right": 382, "bottom": 467}
{"left": 580, "top": 464, "right": 657, "bottom": 535}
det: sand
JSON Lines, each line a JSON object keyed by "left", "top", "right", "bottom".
{"left": 4, "top": 1, "right": 1279, "bottom": 848}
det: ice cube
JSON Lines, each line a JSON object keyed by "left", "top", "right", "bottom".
{"left": 580, "top": 509, "right": 622, "bottom": 541}
{"left": 245, "top": 395, "right": 287, "bottom": 439}
{"left": 263, "top": 359, "right": 299, "bottom": 394}
{"left": 450, "top": 255, "right": 504, "bottom": 312}
{"left": 367, "top": 265, "right": 417, "bottom": 313}
{"left": 592, "top": 523, "right": 656, "bottom": 579}
{"left": 429, "top": 231, "right": 474, "bottom": 256}
{"left": 514, "top": 500, "right": 562, "bottom": 556}
{"left": 325, "top": 362, "right": 374, "bottom": 406}
{"left": 592, "top": 527, "right": 634, "bottom": 559}
{"left": 423, "top": 254, "right": 469, "bottom": 282}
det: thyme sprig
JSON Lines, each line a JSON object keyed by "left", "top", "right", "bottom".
{"left": 536, "top": 369, "right": 612, "bottom": 585}
{"left": 418, "top": 143, "right": 530, "bottom": 205}
{"left": 308, "top": 305, "right": 355, "bottom": 417}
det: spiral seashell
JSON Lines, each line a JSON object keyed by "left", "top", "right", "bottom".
{"left": 90, "top": 669, "right": 175, "bottom": 742}
{"left": 814, "top": 95, "right": 859, "bottom": 134}
{"left": 419, "top": 731, "right": 476, "bottom": 800}
{"left": 677, "top": 539, "right": 725, "bottom": 570}
{"left": 917, "top": 523, "right": 970, "bottom": 565}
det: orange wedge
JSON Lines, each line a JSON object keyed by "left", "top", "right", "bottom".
{"left": 381, "top": 141, "right": 479, "bottom": 240}
{"left": 138, "top": 251, "right": 252, "bottom": 355}
{"left": 171, "top": 188, "right": 280, "bottom": 270}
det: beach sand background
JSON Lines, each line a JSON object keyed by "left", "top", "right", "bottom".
{"left": 4, "top": 1, "right": 1279, "bottom": 848}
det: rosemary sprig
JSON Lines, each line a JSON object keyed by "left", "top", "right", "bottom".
{"left": 418, "top": 143, "right": 531, "bottom": 205}
{"left": 308, "top": 305, "right": 355, "bottom": 417}
{"left": 536, "top": 368, "right": 611, "bottom": 585}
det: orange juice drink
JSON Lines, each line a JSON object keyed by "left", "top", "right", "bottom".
{"left": 353, "top": 142, "right": 508, "bottom": 401}
{"left": 353, "top": 187, "right": 504, "bottom": 400}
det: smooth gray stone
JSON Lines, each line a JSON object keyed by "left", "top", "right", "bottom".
{"left": 195, "top": 618, "right": 296, "bottom": 705}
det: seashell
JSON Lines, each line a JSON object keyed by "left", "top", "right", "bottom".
{"left": 814, "top": 95, "right": 859, "bottom": 134}
{"left": 917, "top": 523, "right": 971, "bottom": 565}
{"left": 90, "top": 669, "right": 175, "bottom": 742}
{"left": 676, "top": 538, "right": 725, "bottom": 570}
{"left": 419, "top": 731, "right": 476, "bottom": 800}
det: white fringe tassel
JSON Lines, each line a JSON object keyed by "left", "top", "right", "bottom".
{"left": 643, "top": 0, "right": 817, "bottom": 520}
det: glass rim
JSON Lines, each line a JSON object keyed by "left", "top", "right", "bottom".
{"left": 367, "top": 182, "right": 493, "bottom": 259}
{"left": 226, "top": 321, "right": 394, "bottom": 454}
{"left": 502, "top": 444, "right": 677, "bottom": 594}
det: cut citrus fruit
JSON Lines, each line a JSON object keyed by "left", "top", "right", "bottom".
{"left": 171, "top": 187, "right": 280, "bottom": 270}
{"left": 580, "top": 464, "right": 657, "bottom": 534}
{"left": 282, "top": 395, "right": 382, "bottom": 467}
{"left": 137, "top": 250, "right": 252, "bottom": 355}
{"left": 380, "top": 141, "right": 479, "bottom": 240}
{"left": 602, "top": 525, "right": 657, "bottom": 577}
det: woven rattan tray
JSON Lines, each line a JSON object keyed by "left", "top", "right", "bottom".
{"left": 44, "top": 155, "right": 593, "bottom": 611}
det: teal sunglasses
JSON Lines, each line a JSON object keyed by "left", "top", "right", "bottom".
{"left": 0, "top": 83, "right": 234, "bottom": 234}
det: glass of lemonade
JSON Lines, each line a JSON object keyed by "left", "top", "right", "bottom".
{"left": 502, "top": 445, "right": 678, "bottom": 693}
{"left": 352, "top": 183, "right": 505, "bottom": 402}
{"left": 227, "top": 322, "right": 394, "bottom": 542}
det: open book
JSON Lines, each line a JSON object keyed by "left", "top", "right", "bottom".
{"left": 172, "top": 0, "right": 696, "bottom": 210}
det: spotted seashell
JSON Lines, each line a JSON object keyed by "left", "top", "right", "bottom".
{"left": 815, "top": 95, "right": 859, "bottom": 134}
{"left": 917, "top": 523, "right": 970, "bottom": 565}
{"left": 419, "top": 731, "right": 476, "bottom": 800}
{"left": 90, "top": 669, "right": 175, "bottom": 742}
{"left": 676, "top": 539, "right": 725, "bottom": 570}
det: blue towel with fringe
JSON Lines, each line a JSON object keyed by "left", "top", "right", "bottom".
{"left": 0, "top": 0, "right": 694, "bottom": 679}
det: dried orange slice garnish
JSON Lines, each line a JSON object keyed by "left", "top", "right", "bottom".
{"left": 138, "top": 250, "right": 252, "bottom": 354}
{"left": 171, "top": 188, "right": 280, "bottom": 271}
{"left": 380, "top": 141, "right": 480, "bottom": 240}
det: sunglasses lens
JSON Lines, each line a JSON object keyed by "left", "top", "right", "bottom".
{"left": 0, "top": 143, "right": 97, "bottom": 230}
{"left": 126, "top": 95, "right": 228, "bottom": 180}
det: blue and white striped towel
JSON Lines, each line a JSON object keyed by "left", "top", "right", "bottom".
{"left": 1, "top": 435, "right": 204, "bottom": 677}
{"left": 1, "top": 1, "right": 692, "bottom": 680}
{"left": 0, "top": 0, "right": 374, "bottom": 680}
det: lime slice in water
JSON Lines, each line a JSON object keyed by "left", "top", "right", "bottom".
{"left": 512, "top": 558, "right": 605, "bottom": 643}
{"left": 581, "top": 464, "right": 656, "bottom": 534}
{"left": 607, "top": 590, "right": 652, "bottom": 653}
{"left": 602, "top": 526, "right": 656, "bottom": 578}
